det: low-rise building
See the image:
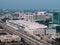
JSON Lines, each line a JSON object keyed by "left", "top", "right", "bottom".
{"left": 46, "top": 28, "right": 56, "bottom": 35}
{"left": 46, "top": 28, "right": 56, "bottom": 39}
{"left": 0, "top": 35, "right": 21, "bottom": 45}
{"left": 0, "top": 35, "right": 21, "bottom": 42}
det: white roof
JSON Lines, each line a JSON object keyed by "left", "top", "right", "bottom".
{"left": 8, "top": 20, "right": 47, "bottom": 29}
{"left": 37, "top": 11, "right": 46, "bottom": 15}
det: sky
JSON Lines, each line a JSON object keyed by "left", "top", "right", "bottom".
{"left": 0, "top": 0, "right": 60, "bottom": 10}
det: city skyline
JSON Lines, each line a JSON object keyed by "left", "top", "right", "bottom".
{"left": 0, "top": 0, "right": 60, "bottom": 10}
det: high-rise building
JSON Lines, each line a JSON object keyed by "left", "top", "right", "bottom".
{"left": 52, "top": 12, "right": 60, "bottom": 24}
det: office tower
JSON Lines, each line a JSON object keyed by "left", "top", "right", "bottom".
{"left": 53, "top": 12, "right": 60, "bottom": 24}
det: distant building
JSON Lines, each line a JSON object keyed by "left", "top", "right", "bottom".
{"left": 37, "top": 11, "right": 46, "bottom": 15}
{"left": 52, "top": 12, "right": 60, "bottom": 24}
{"left": 23, "top": 14, "right": 33, "bottom": 21}
{"left": 33, "top": 11, "right": 47, "bottom": 21}
{"left": 20, "top": 12, "right": 47, "bottom": 22}
{"left": 4, "top": 13, "right": 12, "bottom": 19}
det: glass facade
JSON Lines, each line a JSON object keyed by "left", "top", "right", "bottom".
{"left": 53, "top": 12, "right": 60, "bottom": 24}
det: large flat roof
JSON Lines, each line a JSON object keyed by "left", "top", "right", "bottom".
{"left": 8, "top": 20, "right": 47, "bottom": 29}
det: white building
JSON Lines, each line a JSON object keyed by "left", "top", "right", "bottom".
{"left": 46, "top": 28, "right": 56, "bottom": 35}
{"left": 37, "top": 12, "right": 46, "bottom": 15}
{"left": 6, "top": 20, "right": 47, "bottom": 35}
{"left": 0, "top": 35, "right": 21, "bottom": 42}
{"left": 46, "top": 28, "right": 56, "bottom": 39}
{"left": 23, "top": 14, "right": 33, "bottom": 21}
{"left": 20, "top": 13, "right": 47, "bottom": 22}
